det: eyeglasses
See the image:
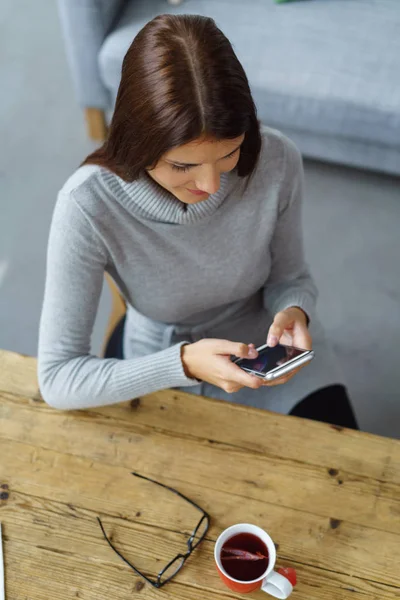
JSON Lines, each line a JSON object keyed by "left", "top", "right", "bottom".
{"left": 97, "top": 472, "right": 210, "bottom": 589}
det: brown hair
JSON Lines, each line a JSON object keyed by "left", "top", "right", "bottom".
{"left": 83, "top": 14, "right": 262, "bottom": 182}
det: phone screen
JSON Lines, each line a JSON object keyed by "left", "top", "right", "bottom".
{"left": 237, "top": 344, "right": 306, "bottom": 375}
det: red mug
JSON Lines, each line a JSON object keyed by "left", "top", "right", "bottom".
{"left": 214, "top": 524, "right": 293, "bottom": 598}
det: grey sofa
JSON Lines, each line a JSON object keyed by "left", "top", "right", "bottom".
{"left": 57, "top": 0, "right": 400, "bottom": 175}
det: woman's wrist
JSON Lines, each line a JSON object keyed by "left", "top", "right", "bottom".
{"left": 181, "top": 343, "right": 196, "bottom": 379}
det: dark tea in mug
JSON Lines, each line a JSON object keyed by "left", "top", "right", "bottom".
{"left": 221, "top": 533, "right": 269, "bottom": 581}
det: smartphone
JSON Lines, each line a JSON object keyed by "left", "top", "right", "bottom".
{"left": 234, "top": 343, "right": 314, "bottom": 381}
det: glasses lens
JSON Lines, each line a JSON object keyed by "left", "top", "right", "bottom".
{"left": 190, "top": 515, "right": 209, "bottom": 549}
{"left": 159, "top": 555, "right": 185, "bottom": 585}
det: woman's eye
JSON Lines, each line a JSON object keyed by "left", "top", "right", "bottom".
{"left": 171, "top": 164, "right": 191, "bottom": 172}
{"left": 171, "top": 148, "right": 239, "bottom": 172}
{"left": 225, "top": 148, "right": 239, "bottom": 159}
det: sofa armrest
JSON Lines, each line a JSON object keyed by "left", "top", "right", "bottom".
{"left": 57, "top": 0, "right": 125, "bottom": 110}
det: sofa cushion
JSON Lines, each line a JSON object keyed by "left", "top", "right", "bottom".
{"left": 99, "top": 0, "right": 400, "bottom": 148}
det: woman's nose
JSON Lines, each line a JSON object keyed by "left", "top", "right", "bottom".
{"left": 195, "top": 167, "right": 220, "bottom": 195}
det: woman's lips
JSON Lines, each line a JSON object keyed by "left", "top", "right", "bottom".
{"left": 187, "top": 188, "right": 208, "bottom": 196}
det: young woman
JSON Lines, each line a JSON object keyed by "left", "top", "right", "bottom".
{"left": 38, "top": 14, "right": 358, "bottom": 429}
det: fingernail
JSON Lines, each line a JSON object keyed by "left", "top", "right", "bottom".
{"left": 267, "top": 335, "right": 279, "bottom": 347}
{"left": 248, "top": 348, "right": 258, "bottom": 358}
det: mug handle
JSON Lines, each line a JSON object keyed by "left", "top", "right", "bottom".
{"left": 261, "top": 570, "right": 293, "bottom": 599}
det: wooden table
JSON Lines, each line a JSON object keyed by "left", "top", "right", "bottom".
{"left": 0, "top": 349, "right": 399, "bottom": 600}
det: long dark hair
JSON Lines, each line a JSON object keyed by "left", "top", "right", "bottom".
{"left": 83, "top": 14, "right": 262, "bottom": 182}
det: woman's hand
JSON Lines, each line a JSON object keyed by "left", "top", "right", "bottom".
{"left": 181, "top": 339, "right": 264, "bottom": 393}
{"left": 264, "top": 306, "right": 312, "bottom": 387}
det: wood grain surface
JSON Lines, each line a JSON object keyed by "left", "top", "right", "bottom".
{"left": 0, "top": 350, "right": 399, "bottom": 599}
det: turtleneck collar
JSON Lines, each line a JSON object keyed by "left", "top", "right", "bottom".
{"left": 100, "top": 168, "right": 238, "bottom": 225}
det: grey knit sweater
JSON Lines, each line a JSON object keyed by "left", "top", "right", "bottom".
{"left": 38, "top": 127, "right": 340, "bottom": 411}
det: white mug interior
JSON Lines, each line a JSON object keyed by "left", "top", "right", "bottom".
{"left": 214, "top": 523, "right": 277, "bottom": 584}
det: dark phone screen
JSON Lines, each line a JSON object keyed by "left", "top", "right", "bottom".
{"left": 237, "top": 344, "right": 306, "bottom": 374}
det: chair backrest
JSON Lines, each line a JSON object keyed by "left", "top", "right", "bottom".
{"left": 102, "top": 273, "right": 127, "bottom": 356}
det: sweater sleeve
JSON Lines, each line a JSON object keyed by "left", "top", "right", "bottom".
{"left": 38, "top": 191, "right": 198, "bottom": 410}
{"left": 262, "top": 137, "right": 318, "bottom": 321}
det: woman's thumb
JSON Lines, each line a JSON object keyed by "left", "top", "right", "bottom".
{"left": 214, "top": 340, "right": 258, "bottom": 358}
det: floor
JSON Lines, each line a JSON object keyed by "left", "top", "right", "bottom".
{"left": 1, "top": 0, "right": 399, "bottom": 438}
